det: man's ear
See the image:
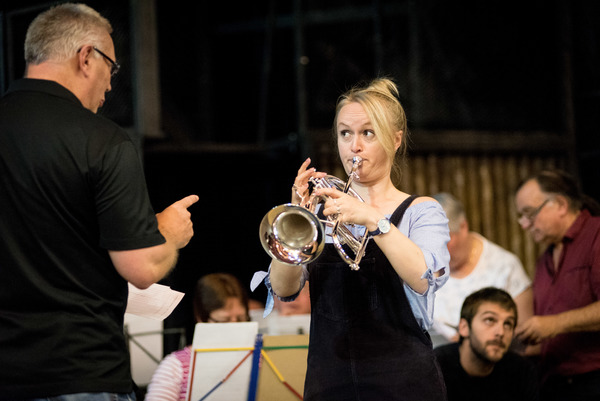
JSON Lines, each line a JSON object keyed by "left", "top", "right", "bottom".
{"left": 458, "top": 318, "right": 470, "bottom": 339}
{"left": 77, "top": 45, "right": 94, "bottom": 77}
{"left": 553, "top": 195, "right": 571, "bottom": 216}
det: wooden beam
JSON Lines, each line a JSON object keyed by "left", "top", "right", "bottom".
{"left": 406, "top": 130, "right": 570, "bottom": 154}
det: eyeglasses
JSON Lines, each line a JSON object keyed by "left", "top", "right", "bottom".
{"left": 93, "top": 47, "right": 120, "bottom": 77}
{"left": 517, "top": 198, "right": 551, "bottom": 225}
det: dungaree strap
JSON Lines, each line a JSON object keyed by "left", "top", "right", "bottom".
{"left": 389, "top": 194, "right": 419, "bottom": 226}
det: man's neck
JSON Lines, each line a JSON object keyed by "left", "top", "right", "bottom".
{"left": 549, "top": 210, "right": 581, "bottom": 268}
{"left": 558, "top": 210, "right": 581, "bottom": 241}
{"left": 25, "top": 62, "right": 80, "bottom": 102}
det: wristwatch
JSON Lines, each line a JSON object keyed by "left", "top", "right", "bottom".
{"left": 368, "top": 218, "right": 391, "bottom": 238}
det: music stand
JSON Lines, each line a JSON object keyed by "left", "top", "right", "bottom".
{"left": 186, "top": 322, "right": 258, "bottom": 401}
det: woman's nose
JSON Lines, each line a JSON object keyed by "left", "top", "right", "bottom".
{"left": 351, "top": 136, "right": 363, "bottom": 152}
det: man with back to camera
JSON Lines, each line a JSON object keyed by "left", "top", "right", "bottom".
{"left": 514, "top": 169, "right": 600, "bottom": 401}
{"left": 431, "top": 192, "right": 533, "bottom": 345}
{"left": 434, "top": 287, "right": 539, "bottom": 401}
{"left": 0, "top": 3, "right": 198, "bottom": 400}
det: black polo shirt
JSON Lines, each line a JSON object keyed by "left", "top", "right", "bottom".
{"left": 0, "top": 79, "right": 165, "bottom": 398}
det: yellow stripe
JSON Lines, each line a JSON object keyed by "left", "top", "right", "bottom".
{"left": 260, "top": 349, "right": 284, "bottom": 382}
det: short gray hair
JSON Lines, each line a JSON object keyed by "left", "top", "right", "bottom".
{"left": 432, "top": 192, "right": 466, "bottom": 232}
{"left": 24, "top": 3, "right": 112, "bottom": 65}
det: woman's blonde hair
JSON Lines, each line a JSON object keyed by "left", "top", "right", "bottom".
{"left": 333, "top": 78, "right": 409, "bottom": 183}
{"left": 25, "top": 3, "right": 112, "bottom": 65}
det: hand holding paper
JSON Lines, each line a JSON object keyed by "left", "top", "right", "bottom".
{"left": 126, "top": 283, "right": 184, "bottom": 320}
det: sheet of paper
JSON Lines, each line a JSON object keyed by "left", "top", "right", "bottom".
{"left": 187, "top": 322, "right": 259, "bottom": 401}
{"left": 125, "top": 283, "right": 184, "bottom": 320}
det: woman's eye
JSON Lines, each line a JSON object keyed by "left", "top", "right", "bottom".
{"left": 363, "top": 130, "right": 375, "bottom": 138}
{"left": 339, "top": 130, "right": 351, "bottom": 138}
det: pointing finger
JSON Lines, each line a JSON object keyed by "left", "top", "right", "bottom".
{"left": 176, "top": 195, "right": 199, "bottom": 209}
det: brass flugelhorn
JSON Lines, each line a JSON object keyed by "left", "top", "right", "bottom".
{"left": 259, "top": 157, "right": 370, "bottom": 270}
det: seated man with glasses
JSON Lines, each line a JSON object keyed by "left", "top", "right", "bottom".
{"left": 514, "top": 169, "right": 600, "bottom": 401}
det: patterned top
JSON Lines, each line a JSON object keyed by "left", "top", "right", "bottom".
{"left": 146, "top": 346, "right": 192, "bottom": 401}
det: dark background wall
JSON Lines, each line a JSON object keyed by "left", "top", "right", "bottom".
{"left": 2, "top": 0, "right": 599, "bottom": 349}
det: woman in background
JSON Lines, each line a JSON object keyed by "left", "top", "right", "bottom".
{"left": 145, "top": 273, "right": 250, "bottom": 401}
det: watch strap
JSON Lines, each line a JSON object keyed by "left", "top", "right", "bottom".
{"left": 368, "top": 218, "right": 390, "bottom": 237}
{"left": 368, "top": 227, "right": 382, "bottom": 237}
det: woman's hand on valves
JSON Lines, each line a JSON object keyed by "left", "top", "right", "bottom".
{"left": 291, "top": 157, "right": 326, "bottom": 206}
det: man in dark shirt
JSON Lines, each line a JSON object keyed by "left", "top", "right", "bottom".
{"left": 514, "top": 169, "right": 600, "bottom": 401}
{"left": 435, "top": 287, "right": 539, "bottom": 401}
{"left": 0, "top": 3, "right": 197, "bottom": 400}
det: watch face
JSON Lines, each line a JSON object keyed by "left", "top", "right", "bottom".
{"left": 379, "top": 218, "right": 391, "bottom": 233}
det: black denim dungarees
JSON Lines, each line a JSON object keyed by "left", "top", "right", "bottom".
{"left": 304, "top": 195, "right": 447, "bottom": 401}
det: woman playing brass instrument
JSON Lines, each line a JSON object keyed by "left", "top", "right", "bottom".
{"left": 254, "top": 78, "right": 450, "bottom": 400}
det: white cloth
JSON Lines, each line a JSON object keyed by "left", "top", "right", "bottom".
{"left": 431, "top": 233, "right": 531, "bottom": 342}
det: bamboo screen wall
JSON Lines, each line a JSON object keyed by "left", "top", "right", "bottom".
{"left": 398, "top": 152, "right": 568, "bottom": 278}
{"left": 313, "top": 134, "right": 569, "bottom": 279}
